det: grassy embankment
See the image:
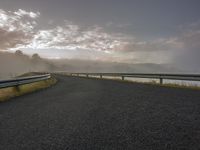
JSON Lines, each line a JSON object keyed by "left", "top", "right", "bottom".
{"left": 0, "top": 73, "right": 57, "bottom": 102}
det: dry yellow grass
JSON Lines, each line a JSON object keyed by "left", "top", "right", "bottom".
{"left": 0, "top": 77, "right": 57, "bottom": 102}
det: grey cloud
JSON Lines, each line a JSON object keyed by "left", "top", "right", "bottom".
{"left": 106, "top": 22, "right": 132, "bottom": 28}
{"left": 24, "top": 22, "right": 128, "bottom": 52}
{"left": 14, "top": 9, "right": 40, "bottom": 18}
{"left": 172, "top": 25, "right": 200, "bottom": 72}
{"left": 117, "top": 22, "right": 200, "bottom": 56}
{"left": 116, "top": 37, "right": 183, "bottom": 53}
{"left": 1, "top": 9, "right": 200, "bottom": 71}
{"left": 0, "top": 29, "right": 32, "bottom": 50}
{"left": 0, "top": 9, "right": 39, "bottom": 50}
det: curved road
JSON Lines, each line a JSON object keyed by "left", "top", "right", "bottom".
{"left": 0, "top": 75, "right": 200, "bottom": 150}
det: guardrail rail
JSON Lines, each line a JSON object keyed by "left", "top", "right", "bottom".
{"left": 0, "top": 74, "right": 51, "bottom": 89}
{"left": 55, "top": 72, "right": 200, "bottom": 84}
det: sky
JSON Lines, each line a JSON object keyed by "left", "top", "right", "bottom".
{"left": 0, "top": 0, "right": 200, "bottom": 71}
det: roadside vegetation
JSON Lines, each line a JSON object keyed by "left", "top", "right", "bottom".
{"left": 0, "top": 73, "right": 57, "bottom": 102}
{"left": 121, "top": 79, "right": 200, "bottom": 90}
{"left": 117, "top": 78, "right": 200, "bottom": 90}
{"left": 73, "top": 75, "right": 200, "bottom": 90}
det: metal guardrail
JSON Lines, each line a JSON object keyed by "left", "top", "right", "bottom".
{"left": 0, "top": 74, "right": 51, "bottom": 89}
{"left": 55, "top": 72, "right": 200, "bottom": 84}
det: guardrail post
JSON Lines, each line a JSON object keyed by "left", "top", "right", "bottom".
{"left": 86, "top": 74, "right": 89, "bottom": 78}
{"left": 100, "top": 74, "right": 103, "bottom": 79}
{"left": 159, "top": 78, "right": 163, "bottom": 84}
{"left": 14, "top": 85, "right": 20, "bottom": 92}
{"left": 122, "top": 76, "right": 125, "bottom": 80}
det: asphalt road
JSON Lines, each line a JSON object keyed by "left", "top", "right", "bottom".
{"left": 0, "top": 75, "right": 200, "bottom": 150}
